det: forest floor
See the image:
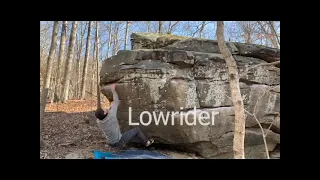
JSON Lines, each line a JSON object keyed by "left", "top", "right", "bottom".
{"left": 40, "top": 100, "right": 202, "bottom": 159}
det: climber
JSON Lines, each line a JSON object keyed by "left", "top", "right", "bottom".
{"left": 95, "top": 83, "right": 154, "bottom": 149}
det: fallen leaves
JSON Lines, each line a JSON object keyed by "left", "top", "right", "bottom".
{"left": 41, "top": 100, "right": 111, "bottom": 159}
{"left": 41, "top": 99, "right": 202, "bottom": 159}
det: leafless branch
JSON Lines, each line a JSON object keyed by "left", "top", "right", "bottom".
{"left": 265, "top": 112, "right": 280, "bottom": 137}
{"left": 192, "top": 21, "right": 211, "bottom": 37}
{"left": 213, "top": 81, "right": 279, "bottom": 159}
{"left": 268, "top": 21, "right": 280, "bottom": 45}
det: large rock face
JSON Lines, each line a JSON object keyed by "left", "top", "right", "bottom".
{"left": 99, "top": 33, "right": 280, "bottom": 159}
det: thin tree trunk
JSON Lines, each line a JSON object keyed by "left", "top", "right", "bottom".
{"left": 217, "top": 21, "right": 246, "bottom": 159}
{"left": 62, "top": 21, "right": 78, "bottom": 103}
{"left": 91, "top": 32, "right": 96, "bottom": 99}
{"left": 268, "top": 21, "right": 280, "bottom": 47}
{"left": 49, "top": 76, "right": 55, "bottom": 103}
{"left": 112, "top": 31, "right": 116, "bottom": 56}
{"left": 72, "top": 59, "right": 77, "bottom": 99}
{"left": 40, "top": 22, "right": 42, "bottom": 64}
{"left": 80, "top": 21, "right": 93, "bottom": 100}
{"left": 77, "top": 22, "right": 87, "bottom": 99}
{"left": 54, "top": 21, "right": 67, "bottom": 102}
{"left": 257, "top": 21, "right": 278, "bottom": 48}
{"left": 40, "top": 21, "right": 59, "bottom": 148}
{"left": 124, "top": 21, "right": 130, "bottom": 50}
{"left": 244, "top": 26, "right": 252, "bottom": 44}
{"left": 199, "top": 21, "right": 206, "bottom": 38}
{"left": 95, "top": 21, "right": 101, "bottom": 108}
{"left": 239, "top": 21, "right": 253, "bottom": 44}
{"left": 40, "top": 48, "right": 43, "bottom": 65}
{"left": 112, "top": 22, "right": 119, "bottom": 56}
{"left": 76, "top": 24, "right": 80, "bottom": 99}
{"left": 43, "top": 21, "right": 59, "bottom": 93}
{"left": 146, "top": 21, "right": 151, "bottom": 32}
{"left": 167, "top": 21, "right": 179, "bottom": 34}
{"left": 106, "top": 32, "right": 112, "bottom": 59}
{"left": 105, "top": 22, "right": 113, "bottom": 59}
{"left": 159, "top": 21, "right": 163, "bottom": 34}
{"left": 40, "top": 88, "right": 49, "bottom": 148}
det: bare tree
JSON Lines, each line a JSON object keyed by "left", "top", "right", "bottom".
{"left": 124, "top": 21, "right": 130, "bottom": 50}
{"left": 159, "top": 21, "right": 163, "bottom": 33}
{"left": 237, "top": 21, "right": 255, "bottom": 44}
{"left": 217, "top": 21, "right": 246, "bottom": 159}
{"left": 167, "top": 21, "right": 180, "bottom": 34}
{"left": 267, "top": 21, "right": 280, "bottom": 47}
{"left": 213, "top": 79, "right": 280, "bottom": 159}
{"left": 61, "top": 21, "right": 78, "bottom": 103}
{"left": 42, "top": 21, "right": 59, "bottom": 92}
{"left": 40, "top": 21, "right": 59, "bottom": 147}
{"left": 189, "top": 21, "right": 210, "bottom": 38}
{"left": 91, "top": 28, "right": 97, "bottom": 98}
{"left": 95, "top": 21, "right": 101, "bottom": 109}
{"left": 105, "top": 21, "right": 113, "bottom": 59}
{"left": 146, "top": 21, "right": 151, "bottom": 32}
{"left": 112, "top": 22, "right": 120, "bottom": 56}
{"left": 40, "top": 21, "right": 55, "bottom": 64}
{"left": 40, "top": 88, "right": 49, "bottom": 148}
{"left": 40, "top": 22, "right": 42, "bottom": 63}
{"left": 54, "top": 21, "right": 67, "bottom": 102}
{"left": 257, "top": 21, "right": 279, "bottom": 49}
{"left": 76, "top": 21, "right": 87, "bottom": 98}
{"left": 80, "top": 21, "right": 93, "bottom": 100}
{"left": 199, "top": 21, "right": 206, "bottom": 38}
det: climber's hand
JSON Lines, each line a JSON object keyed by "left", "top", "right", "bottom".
{"left": 111, "top": 83, "right": 116, "bottom": 90}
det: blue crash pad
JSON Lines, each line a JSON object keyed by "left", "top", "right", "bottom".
{"left": 93, "top": 150, "right": 172, "bottom": 159}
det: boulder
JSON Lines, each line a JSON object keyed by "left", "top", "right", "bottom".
{"left": 99, "top": 33, "right": 280, "bottom": 158}
{"left": 130, "top": 32, "right": 189, "bottom": 50}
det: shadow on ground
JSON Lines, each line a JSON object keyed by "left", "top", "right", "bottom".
{"left": 41, "top": 110, "right": 198, "bottom": 159}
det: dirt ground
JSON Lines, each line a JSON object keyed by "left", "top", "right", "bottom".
{"left": 40, "top": 100, "right": 202, "bottom": 159}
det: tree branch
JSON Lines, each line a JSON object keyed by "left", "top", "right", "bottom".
{"left": 268, "top": 21, "right": 280, "bottom": 45}
{"left": 212, "top": 82, "right": 279, "bottom": 159}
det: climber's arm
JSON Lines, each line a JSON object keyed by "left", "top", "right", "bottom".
{"left": 108, "top": 84, "right": 119, "bottom": 117}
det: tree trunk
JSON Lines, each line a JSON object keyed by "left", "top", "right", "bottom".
{"left": 167, "top": 21, "right": 179, "bottom": 34}
{"left": 80, "top": 21, "right": 93, "bottom": 100}
{"left": 257, "top": 21, "right": 279, "bottom": 49}
{"left": 238, "top": 21, "right": 253, "bottom": 44}
{"left": 91, "top": 31, "right": 96, "bottom": 99}
{"left": 61, "top": 21, "right": 78, "bottom": 103}
{"left": 146, "top": 21, "right": 151, "bottom": 32}
{"left": 217, "top": 21, "right": 246, "bottom": 159}
{"left": 112, "top": 22, "right": 119, "bottom": 56}
{"left": 40, "top": 21, "right": 59, "bottom": 148}
{"left": 77, "top": 22, "right": 87, "bottom": 99}
{"left": 167, "top": 21, "right": 172, "bottom": 34}
{"left": 124, "top": 21, "right": 130, "bottom": 50}
{"left": 199, "top": 21, "right": 206, "bottom": 38}
{"left": 268, "top": 21, "right": 280, "bottom": 48}
{"left": 158, "top": 21, "right": 163, "bottom": 34}
{"left": 40, "top": 88, "right": 49, "bottom": 148}
{"left": 76, "top": 23, "right": 81, "bottom": 99}
{"left": 42, "top": 21, "right": 59, "bottom": 92}
{"left": 54, "top": 21, "right": 67, "bottom": 102}
{"left": 40, "top": 22, "right": 42, "bottom": 64}
{"left": 95, "top": 21, "right": 101, "bottom": 109}
{"left": 105, "top": 22, "right": 113, "bottom": 59}
{"left": 49, "top": 76, "right": 56, "bottom": 103}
